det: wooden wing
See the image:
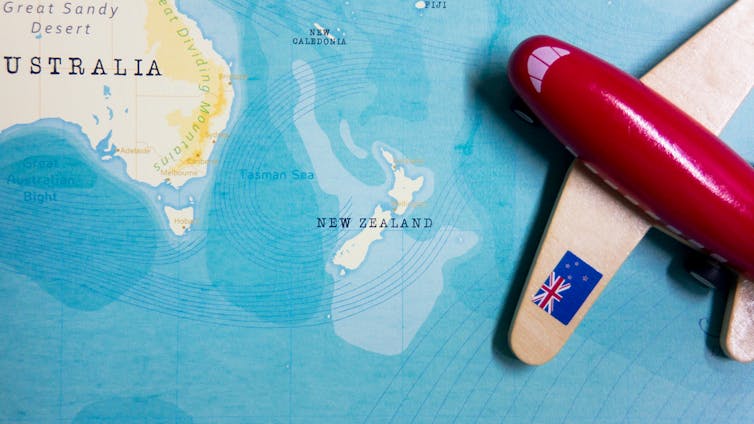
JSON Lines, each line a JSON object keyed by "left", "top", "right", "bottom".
{"left": 509, "top": 161, "right": 651, "bottom": 365}
{"left": 509, "top": 0, "right": 754, "bottom": 365}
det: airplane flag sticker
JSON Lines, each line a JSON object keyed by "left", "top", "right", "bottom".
{"left": 532, "top": 251, "right": 603, "bottom": 325}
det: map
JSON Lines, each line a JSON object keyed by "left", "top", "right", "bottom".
{"left": 1, "top": 0, "right": 754, "bottom": 422}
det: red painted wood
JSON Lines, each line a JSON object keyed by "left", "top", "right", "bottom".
{"left": 508, "top": 35, "right": 754, "bottom": 277}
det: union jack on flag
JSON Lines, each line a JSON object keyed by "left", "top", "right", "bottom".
{"left": 532, "top": 272, "right": 571, "bottom": 314}
{"left": 531, "top": 251, "right": 602, "bottom": 325}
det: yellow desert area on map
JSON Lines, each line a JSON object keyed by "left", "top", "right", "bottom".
{"left": 0, "top": 0, "right": 234, "bottom": 190}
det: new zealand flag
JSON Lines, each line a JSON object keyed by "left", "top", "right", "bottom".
{"left": 532, "top": 251, "right": 602, "bottom": 325}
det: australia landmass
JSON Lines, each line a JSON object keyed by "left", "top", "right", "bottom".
{"left": 0, "top": 0, "right": 235, "bottom": 234}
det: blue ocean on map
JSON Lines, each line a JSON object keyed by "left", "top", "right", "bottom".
{"left": 3, "top": 0, "right": 754, "bottom": 422}
{"left": 0, "top": 121, "right": 158, "bottom": 311}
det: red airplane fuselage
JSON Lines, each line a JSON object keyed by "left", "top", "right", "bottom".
{"left": 508, "top": 35, "right": 754, "bottom": 278}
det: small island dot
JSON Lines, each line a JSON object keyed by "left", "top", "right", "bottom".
{"left": 415, "top": 1, "right": 426, "bottom": 9}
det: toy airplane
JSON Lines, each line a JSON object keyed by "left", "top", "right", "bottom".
{"left": 508, "top": 0, "right": 754, "bottom": 365}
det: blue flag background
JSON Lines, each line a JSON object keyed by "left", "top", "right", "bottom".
{"left": 534, "top": 251, "right": 603, "bottom": 325}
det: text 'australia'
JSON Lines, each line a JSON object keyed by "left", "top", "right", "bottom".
{"left": 2, "top": 56, "right": 161, "bottom": 76}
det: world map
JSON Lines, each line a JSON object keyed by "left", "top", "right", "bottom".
{"left": 2, "top": 0, "right": 754, "bottom": 422}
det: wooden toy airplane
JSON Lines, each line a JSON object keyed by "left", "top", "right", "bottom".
{"left": 507, "top": 0, "right": 754, "bottom": 365}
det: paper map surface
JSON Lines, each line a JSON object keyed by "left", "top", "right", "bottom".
{"left": 1, "top": 0, "right": 754, "bottom": 422}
